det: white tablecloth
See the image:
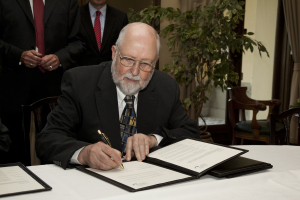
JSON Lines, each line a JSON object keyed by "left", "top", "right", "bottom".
{"left": 3, "top": 145, "right": 300, "bottom": 200}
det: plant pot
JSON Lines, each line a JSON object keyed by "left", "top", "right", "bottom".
{"left": 200, "top": 131, "right": 214, "bottom": 143}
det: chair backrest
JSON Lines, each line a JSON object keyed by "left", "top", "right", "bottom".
{"left": 22, "top": 96, "right": 59, "bottom": 166}
{"left": 270, "top": 107, "right": 300, "bottom": 145}
{"left": 228, "top": 87, "right": 281, "bottom": 121}
{"left": 228, "top": 87, "right": 266, "bottom": 130}
{"left": 228, "top": 87, "right": 281, "bottom": 145}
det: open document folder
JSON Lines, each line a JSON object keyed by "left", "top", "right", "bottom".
{"left": 77, "top": 137, "right": 248, "bottom": 192}
{"left": 0, "top": 162, "right": 52, "bottom": 197}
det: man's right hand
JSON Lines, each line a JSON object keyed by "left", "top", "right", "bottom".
{"left": 77, "top": 142, "right": 122, "bottom": 170}
{"left": 20, "top": 50, "right": 42, "bottom": 68}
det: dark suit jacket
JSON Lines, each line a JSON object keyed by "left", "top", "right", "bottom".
{"left": 0, "top": 0, "right": 85, "bottom": 113}
{"left": 36, "top": 61, "right": 200, "bottom": 169}
{"left": 78, "top": 4, "right": 128, "bottom": 66}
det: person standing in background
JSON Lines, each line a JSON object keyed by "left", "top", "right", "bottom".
{"left": 78, "top": 0, "right": 128, "bottom": 66}
{"left": 0, "top": 0, "right": 85, "bottom": 164}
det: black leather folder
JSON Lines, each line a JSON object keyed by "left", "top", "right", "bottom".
{"left": 0, "top": 162, "right": 52, "bottom": 197}
{"left": 77, "top": 137, "right": 248, "bottom": 192}
{"left": 208, "top": 156, "right": 273, "bottom": 178}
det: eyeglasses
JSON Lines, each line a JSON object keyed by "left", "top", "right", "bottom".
{"left": 117, "top": 49, "right": 155, "bottom": 72}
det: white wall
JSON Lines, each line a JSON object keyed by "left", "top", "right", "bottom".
{"left": 242, "top": 0, "right": 278, "bottom": 119}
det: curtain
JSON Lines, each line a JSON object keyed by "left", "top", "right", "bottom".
{"left": 282, "top": 0, "right": 300, "bottom": 144}
{"left": 272, "top": 0, "right": 293, "bottom": 114}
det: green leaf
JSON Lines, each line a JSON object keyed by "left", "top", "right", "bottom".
{"left": 233, "top": 16, "right": 238, "bottom": 22}
{"left": 155, "top": 17, "right": 160, "bottom": 26}
{"left": 236, "top": 4, "right": 243, "bottom": 10}
{"left": 250, "top": 45, "right": 253, "bottom": 52}
{"left": 182, "top": 98, "right": 192, "bottom": 111}
{"left": 247, "top": 32, "right": 254, "bottom": 35}
{"left": 227, "top": 10, "right": 232, "bottom": 16}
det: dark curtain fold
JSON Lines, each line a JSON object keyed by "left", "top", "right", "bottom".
{"left": 272, "top": 0, "right": 293, "bottom": 114}
{"left": 282, "top": 0, "right": 300, "bottom": 144}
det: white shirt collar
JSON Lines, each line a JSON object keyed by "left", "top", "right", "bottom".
{"left": 88, "top": 3, "right": 107, "bottom": 18}
{"left": 116, "top": 86, "right": 138, "bottom": 103}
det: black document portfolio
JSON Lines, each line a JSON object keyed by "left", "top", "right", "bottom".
{"left": 77, "top": 137, "right": 248, "bottom": 192}
{"left": 0, "top": 162, "right": 52, "bottom": 197}
{"left": 208, "top": 156, "right": 273, "bottom": 178}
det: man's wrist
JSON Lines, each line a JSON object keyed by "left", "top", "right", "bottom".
{"left": 78, "top": 146, "right": 88, "bottom": 165}
{"left": 70, "top": 147, "right": 84, "bottom": 165}
{"left": 150, "top": 134, "right": 163, "bottom": 146}
{"left": 149, "top": 135, "right": 158, "bottom": 148}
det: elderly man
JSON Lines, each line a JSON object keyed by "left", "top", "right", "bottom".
{"left": 36, "top": 22, "right": 199, "bottom": 170}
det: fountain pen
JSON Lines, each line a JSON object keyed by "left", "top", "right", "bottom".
{"left": 98, "top": 130, "right": 124, "bottom": 169}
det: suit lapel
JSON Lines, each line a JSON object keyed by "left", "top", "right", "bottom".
{"left": 44, "top": 0, "right": 58, "bottom": 24}
{"left": 137, "top": 72, "right": 158, "bottom": 134}
{"left": 95, "top": 65, "right": 122, "bottom": 150}
{"left": 16, "top": 0, "right": 34, "bottom": 25}
{"left": 100, "top": 5, "right": 115, "bottom": 53}
{"left": 81, "top": 3, "right": 99, "bottom": 53}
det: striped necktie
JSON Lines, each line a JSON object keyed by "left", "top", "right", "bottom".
{"left": 94, "top": 11, "right": 101, "bottom": 51}
{"left": 120, "top": 95, "right": 137, "bottom": 155}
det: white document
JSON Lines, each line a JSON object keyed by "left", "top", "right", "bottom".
{"left": 0, "top": 166, "right": 44, "bottom": 195}
{"left": 148, "top": 139, "right": 243, "bottom": 173}
{"left": 87, "top": 161, "right": 191, "bottom": 190}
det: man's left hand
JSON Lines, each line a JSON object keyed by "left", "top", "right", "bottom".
{"left": 40, "top": 54, "right": 60, "bottom": 71}
{"left": 124, "top": 134, "right": 157, "bottom": 162}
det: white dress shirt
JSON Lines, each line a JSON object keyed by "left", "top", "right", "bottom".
{"left": 29, "top": 0, "right": 45, "bottom": 15}
{"left": 70, "top": 86, "right": 163, "bottom": 164}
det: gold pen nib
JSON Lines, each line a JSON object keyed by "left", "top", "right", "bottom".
{"left": 120, "top": 164, "right": 124, "bottom": 169}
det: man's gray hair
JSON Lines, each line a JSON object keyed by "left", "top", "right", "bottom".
{"left": 115, "top": 23, "right": 161, "bottom": 60}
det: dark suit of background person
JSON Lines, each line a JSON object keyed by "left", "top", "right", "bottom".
{"left": 78, "top": 3, "right": 128, "bottom": 66}
{"left": 0, "top": 0, "right": 85, "bottom": 164}
{"left": 36, "top": 61, "right": 200, "bottom": 169}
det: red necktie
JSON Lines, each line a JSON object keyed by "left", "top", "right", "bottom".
{"left": 94, "top": 11, "right": 102, "bottom": 51}
{"left": 33, "top": 0, "right": 45, "bottom": 73}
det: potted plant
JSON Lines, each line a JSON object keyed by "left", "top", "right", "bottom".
{"left": 128, "top": 0, "right": 269, "bottom": 129}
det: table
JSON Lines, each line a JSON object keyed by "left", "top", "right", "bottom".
{"left": 3, "top": 145, "right": 300, "bottom": 200}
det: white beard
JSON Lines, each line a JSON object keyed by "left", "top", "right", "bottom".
{"left": 111, "top": 57, "right": 154, "bottom": 95}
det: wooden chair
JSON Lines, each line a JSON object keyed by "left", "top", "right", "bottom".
{"left": 270, "top": 108, "right": 300, "bottom": 145}
{"left": 22, "top": 96, "right": 59, "bottom": 166}
{"left": 228, "top": 87, "right": 285, "bottom": 145}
